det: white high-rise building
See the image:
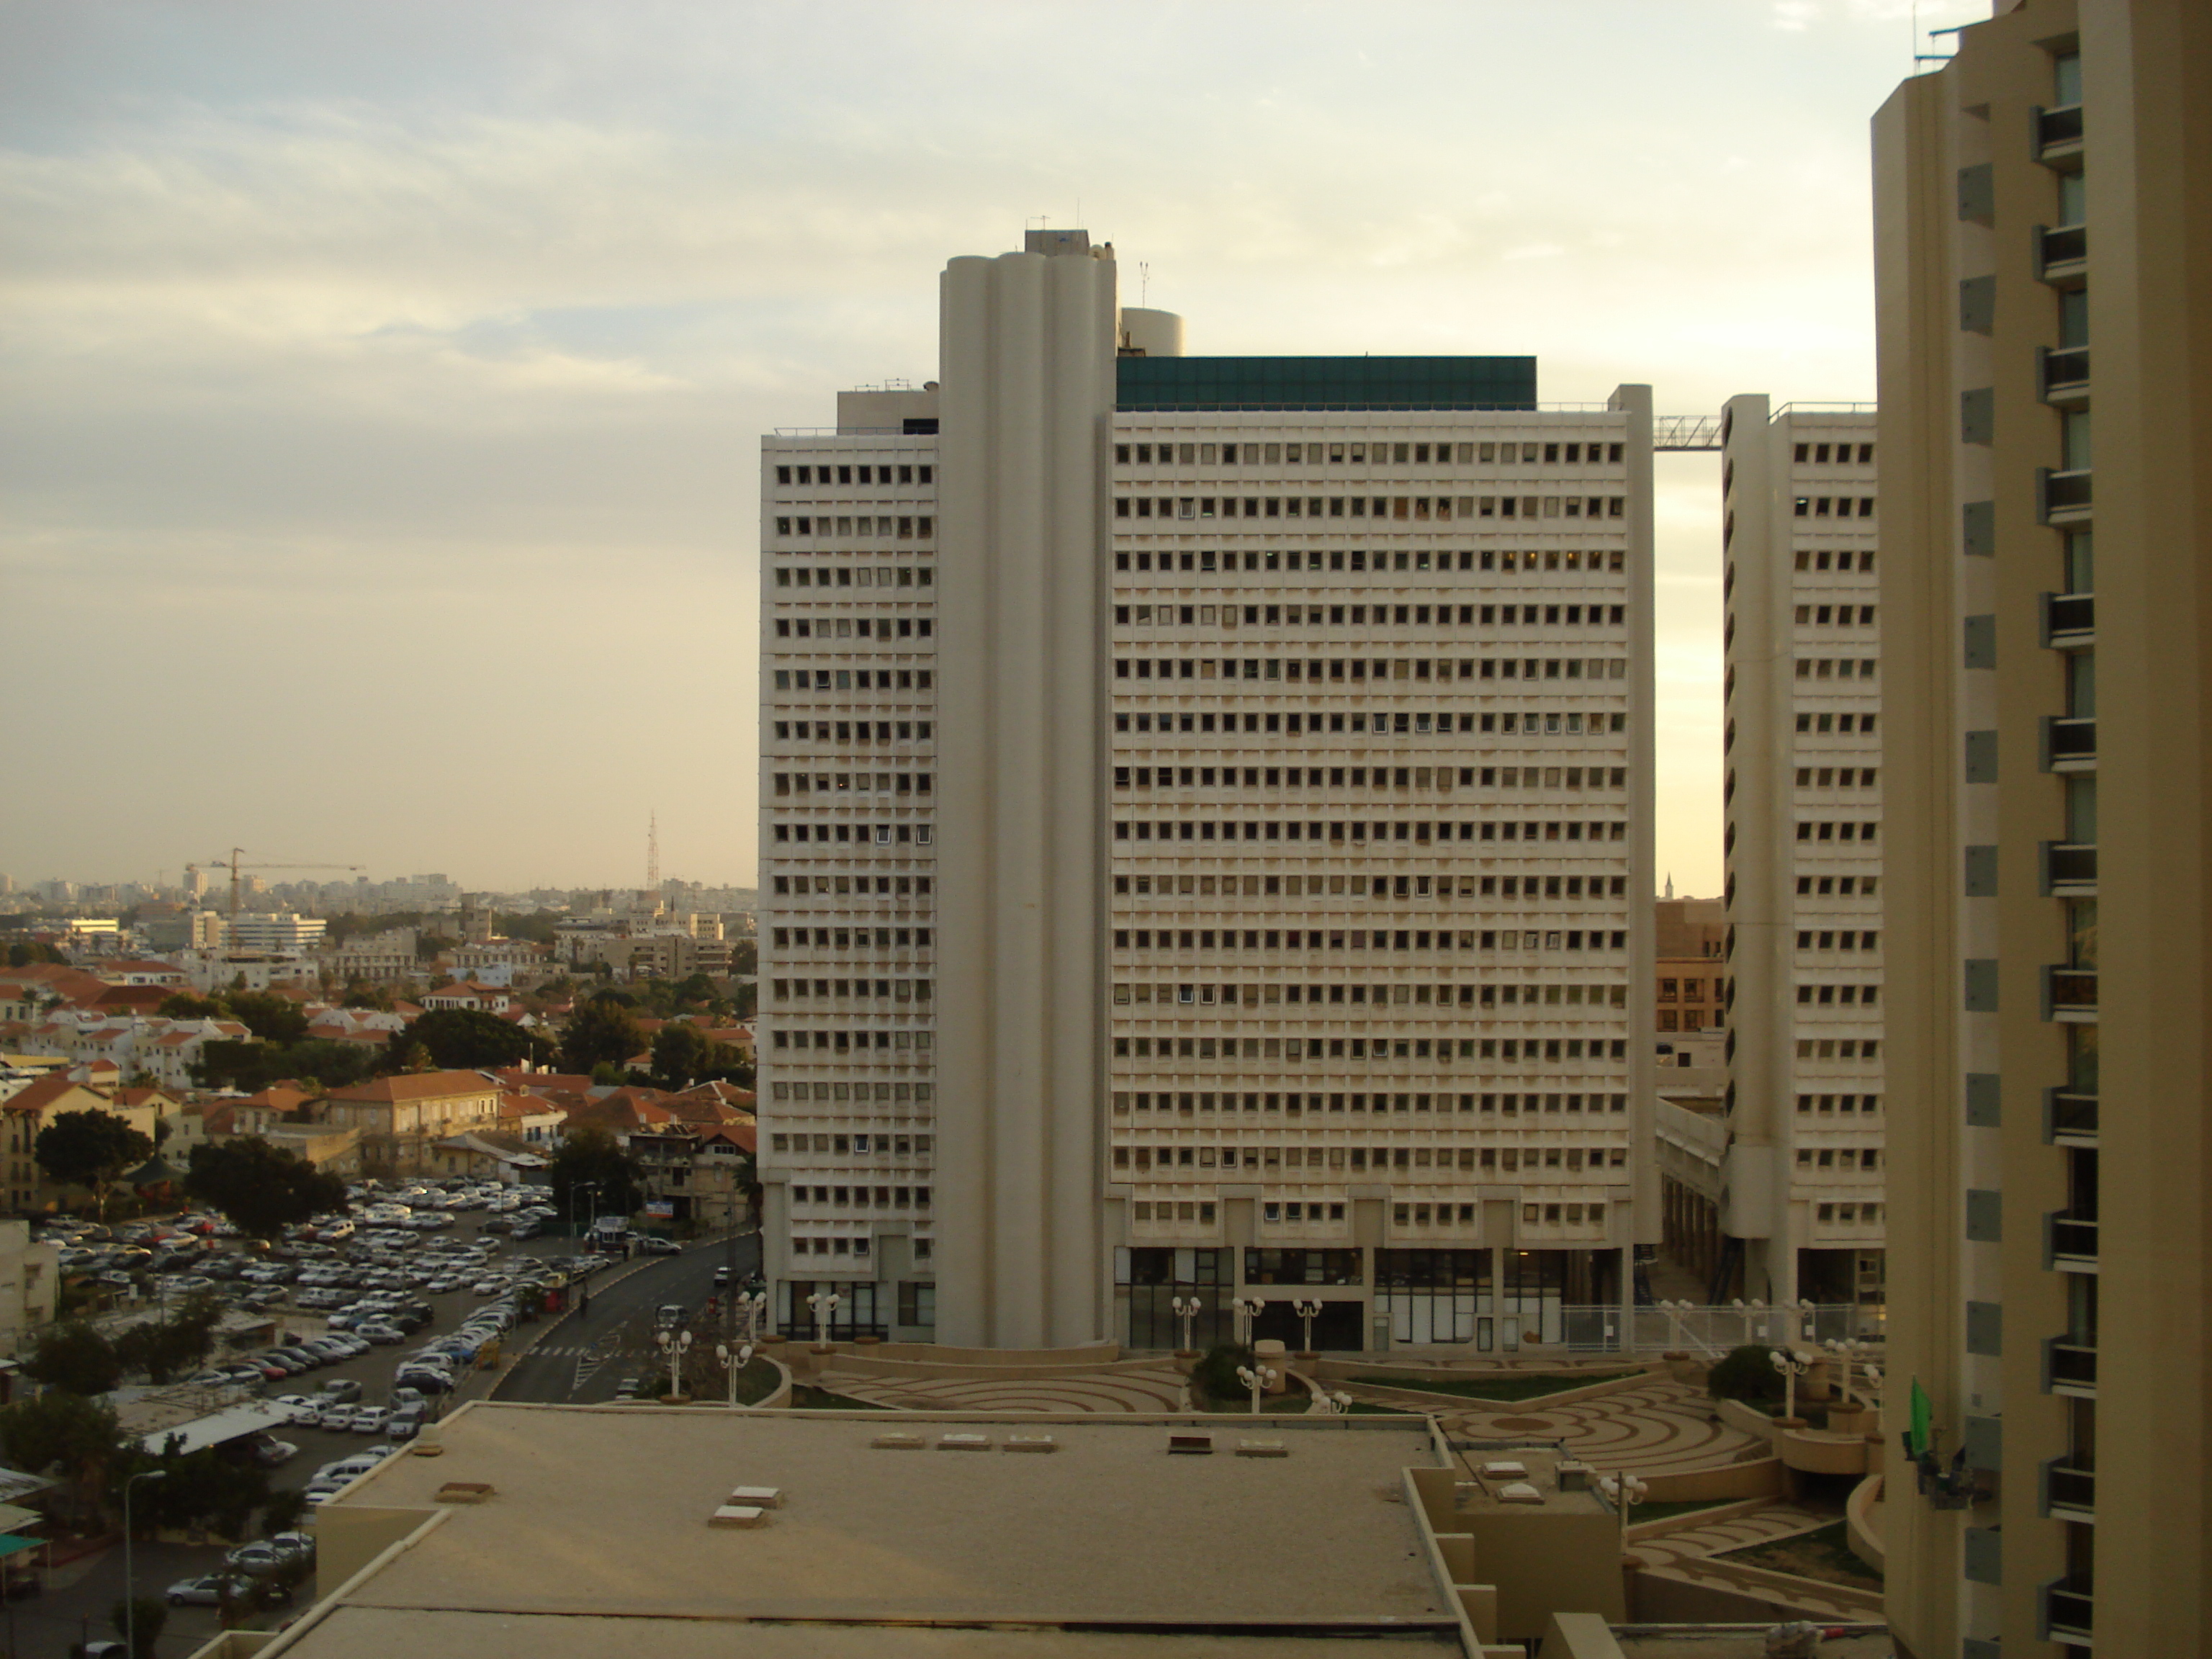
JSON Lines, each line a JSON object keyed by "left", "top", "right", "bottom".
{"left": 1714, "top": 397, "right": 1887, "bottom": 1316}
{"left": 757, "top": 230, "right": 1660, "bottom": 1352}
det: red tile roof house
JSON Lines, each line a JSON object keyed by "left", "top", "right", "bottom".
{"left": 313, "top": 1070, "right": 503, "bottom": 1177}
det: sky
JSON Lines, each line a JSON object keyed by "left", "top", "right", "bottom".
{"left": 0, "top": 0, "right": 1984, "bottom": 899}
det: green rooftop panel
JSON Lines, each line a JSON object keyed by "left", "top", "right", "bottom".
{"left": 1116, "top": 355, "right": 1536, "bottom": 413}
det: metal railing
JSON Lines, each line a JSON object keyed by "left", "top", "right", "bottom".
{"left": 2043, "top": 1574, "right": 2095, "bottom": 1645}
{"left": 2036, "top": 224, "right": 2090, "bottom": 282}
{"left": 2043, "top": 715, "right": 2098, "bottom": 770}
{"left": 2043, "top": 590, "right": 2095, "bottom": 644}
{"left": 2041, "top": 842, "right": 2098, "bottom": 894}
{"left": 2041, "top": 345, "right": 2090, "bottom": 402}
{"left": 2042, "top": 1460, "right": 2095, "bottom": 1517}
{"left": 2044, "top": 966, "right": 2099, "bottom": 1020}
{"left": 2035, "top": 104, "right": 2085, "bottom": 154}
{"left": 2040, "top": 467, "right": 2095, "bottom": 523}
{"left": 2046, "top": 1339, "right": 2098, "bottom": 1396}
{"left": 2046, "top": 1089, "right": 2098, "bottom": 1146}
{"left": 1578, "top": 1302, "right": 1884, "bottom": 1356}
{"left": 2046, "top": 1211, "right": 2099, "bottom": 1268}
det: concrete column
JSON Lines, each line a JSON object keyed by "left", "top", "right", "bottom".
{"left": 932, "top": 242, "right": 1115, "bottom": 1349}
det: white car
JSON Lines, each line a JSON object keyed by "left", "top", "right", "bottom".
{"left": 256, "top": 1439, "right": 299, "bottom": 1467}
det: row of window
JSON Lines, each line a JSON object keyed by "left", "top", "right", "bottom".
{"left": 1115, "top": 1089, "right": 1628, "bottom": 1115}
{"left": 1795, "top": 984, "right": 1881, "bottom": 1005}
{"left": 1119, "top": 1034, "right": 1632, "bottom": 1062}
{"left": 773, "top": 874, "right": 932, "bottom": 896}
{"left": 1797, "top": 603, "right": 1876, "bottom": 626}
{"left": 1118, "top": 601, "right": 1626, "bottom": 630}
{"left": 1119, "top": 873, "right": 1623, "bottom": 899}
{"left": 1795, "top": 820, "right": 1879, "bottom": 842}
{"left": 773, "top": 668, "right": 935, "bottom": 692}
{"left": 1115, "top": 440, "right": 1624, "bottom": 467}
{"left": 1116, "top": 655, "right": 1629, "bottom": 683}
{"left": 1794, "top": 712, "right": 1876, "bottom": 734}
{"left": 773, "top": 721, "right": 933, "bottom": 742}
{"left": 768, "top": 1083, "right": 932, "bottom": 1105}
{"left": 1111, "top": 922, "right": 1631, "bottom": 956}
{"left": 1799, "top": 930, "right": 1880, "bottom": 950}
{"left": 773, "top": 462, "right": 933, "bottom": 486}
{"left": 1798, "top": 768, "right": 1879, "bottom": 788}
{"left": 1794, "top": 442, "right": 1875, "bottom": 465}
{"left": 775, "top": 1131, "right": 932, "bottom": 1154}
{"left": 1811, "top": 1202, "right": 1881, "bottom": 1226}
{"left": 770, "top": 1026, "right": 938, "bottom": 1052}
{"left": 773, "top": 927, "right": 932, "bottom": 949}
{"left": 1118, "top": 817, "right": 1627, "bottom": 844}
{"left": 1116, "top": 981, "right": 1626, "bottom": 1012}
{"left": 791, "top": 1185, "right": 932, "bottom": 1208}
{"left": 1797, "top": 1093, "right": 1881, "bottom": 1112}
{"left": 1797, "top": 875, "right": 1878, "bottom": 896}
{"left": 1657, "top": 980, "right": 1715, "bottom": 1001}
{"left": 1120, "top": 710, "right": 1621, "bottom": 735}
{"left": 771, "top": 779, "right": 934, "bottom": 802}
{"left": 1118, "top": 546, "right": 1621, "bottom": 575}
{"left": 771, "top": 979, "right": 934, "bottom": 1002}
{"left": 1792, "top": 497, "right": 1876, "bottom": 518}
{"left": 773, "top": 565, "right": 932, "bottom": 588}
{"left": 1118, "top": 495, "right": 1628, "bottom": 523}
{"left": 1121, "top": 1144, "right": 1629, "bottom": 1173}
{"left": 1796, "top": 1037, "right": 1879, "bottom": 1059}
{"left": 773, "top": 515, "right": 934, "bottom": 538}
{"left": 774, "top": 616, "right": 932, "bottom": 640}
{"left": 1796, "top": 657, "right": 1878, "bottom": 680}
{"left": 1794, "top": 549, "right": 1875, "bottom": 572}
{"left": 1116, "top": 763, "right": 1630, "bottom": 792}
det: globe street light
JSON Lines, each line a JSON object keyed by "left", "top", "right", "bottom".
{"left": 1234, "top": 1362, "right": 1280, "bottom": 1415}
{"left": 805, "top": 1290, "right": 842, "bottom": 1351}
{"left": 732, "top": 1290, "right": 768, "bottom": 1342}
{"left": 1291, "top": 1299, "right": 1323, "bottom": 1359}
{"left": 1169, "top": 1295, "right": 1203, "bottom": 1357}
{"left": 1770, "top": 1347, "right": 1813, "bottom": 1424}
{"left": 1658, "top": 1298, "right": 1697, "bottom": 1352}
{"left": 655, "top": 1327, "right": 695, "bottom": 1399}
{"left": 714, "top": 1341, "right": 755, "bottom": 1409}
{"left": 124, "top": 1468, "right": 167, "bottom": 1657}
{"left": 1826, "top": 1337, "right": 1871, "bottom": 1408}
{"left": 1231, "top": 1296, "right": 1265, "bottom": 1346}
{"left": 1597, "top": 1470, "right": 1649, "bottom": 1547}
{"left": 1316, "top": 1390, "right": 1354, "bottom": 1416}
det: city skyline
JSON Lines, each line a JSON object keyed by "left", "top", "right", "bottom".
{"left": 0, "top": 0, "right": 1985, "bottom": 892}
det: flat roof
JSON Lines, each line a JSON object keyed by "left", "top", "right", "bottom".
{"left": 1116, "top": 356, "right": 1537, "bottom": 413}
{"left": 135, "top": 1399, "right": 297, "bottom": 1455}
{"left": 329, "top": 1406, "right": 1447, "bottom": 1627}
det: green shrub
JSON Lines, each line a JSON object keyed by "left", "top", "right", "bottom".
{"left": 1189, "top": 1342, "right": 1256, "bottom": 1408}
{"left": 1706, "top": 1344, "right": 1785, "bottom": 1403}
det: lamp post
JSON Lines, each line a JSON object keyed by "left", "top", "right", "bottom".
{"left": 1234, "top": 1362, "right": 1279, "bottom": 1415}
{"left": 1826, "top": 1337, "right": 1869, "bottom": 1408}
{"left": 733, "top": 1290, "right": 767, "bottom": 1343}
{"left": 1597, "top": 1470, "right": 1648, "bottom": 1548}
{"left": 806, "top": 1290, "right": 842, "bottom": 1350}
{"left": 1796, "top": 1297, "right": 1818, "bottom": 1341}
{"left": 1659, "top": 1298, "right": 1696, "bottom": 1352}
{"left": 655, "top": 1327, "right": 694, "bottom": 1400}
{"left": 123, "top": 1468, "right": 166, "bottom": 1658}
{"left": 1231, "top": 1296, "right": 1265, "bottom": 1347}
{"left": 1291, "top": 1299, "right": 1322, "bottom": 1359}
{"left": 714, "top": 1341, "right": 754, "bottom": 1408}
{"left": 1169, "top": 1295, "right": 1202, "bottom": 1357}
{"left": 1770, "top": 1347, "right": 1813, "bottom": 1424}
{"left": 1316, "top": 1389, "right": 1354, "bottom": 1416}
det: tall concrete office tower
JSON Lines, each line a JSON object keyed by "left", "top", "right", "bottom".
{"left": 1874, "top": 2, "right": 2212, "bottom": 1655}
{"left": 759, "top": 228, "right": 1663, "bottom": 1358}
{"left": 1714, "top": 397, "right": 1887, "bottom": 1315}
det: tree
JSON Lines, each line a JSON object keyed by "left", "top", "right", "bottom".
{"left": 109, "top": 1596, "right": 166, "bottom": 1659}
{"left": 549, "top": 1125, "right": 639, "bottom": 1221}
{"left": 184, "top": 1139, "right": 347, "bottom": 1241}
{"left": 113, "top": 1290, "right": 225, "bottom": 1384}
{"left": 558, "top": 997, "right": 647, "bottom": 1074}
{"left": 6, "top": 940, "right": 65, "bottom": 968}
{"left": 1706, "top": 1344, "right": 1787, "bottom": 1404}
{"left": 22, "top": 1319, "right": 122, "bottom": 1395}
{"left": 191, "top": 1038, "right": 377, "bottom": 1093}
{"left": 650, "top": 1021, "right": 711, "bottom": 1089}
{"left": 156, "top": 992, "right": 225, "bottom": 1020}
{"left": 0, "top": 1390, "right": 130, "bottom": 1527}
{"left": 35, "top": 1110, "right": 154, "bottom": 1219}
{"left": 394, "top": 1008, "right": 551, "bottom": 1072}
{"left": 222, "top": 991, "right": 308, "bottom": 1044}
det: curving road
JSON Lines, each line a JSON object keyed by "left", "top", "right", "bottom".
{"left": 492, "top": 1229, "right": 762, "bottom": 1404}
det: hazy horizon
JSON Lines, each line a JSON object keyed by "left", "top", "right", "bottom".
{"left": 0, "top": 0, "right": 1981, "bottom": 896}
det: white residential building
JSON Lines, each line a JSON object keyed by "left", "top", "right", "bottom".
{"left": 1717, "top": 397, "right": 1885, "bottom": 1313}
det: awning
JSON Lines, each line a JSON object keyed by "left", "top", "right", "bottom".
{"left": 0, "top": 1506, "right": 41, "bottom": 1534}
{"left": 0, "top": 1536, "right": 44, "bottom": 1560}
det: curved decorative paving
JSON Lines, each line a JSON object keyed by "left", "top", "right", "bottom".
{"left": 817, "top": 1364, "right": 1190, "bottom": 1413}
{"left": 1629, "top": 1503, "right": 1829, "bottom": 1568}
{"left": 1341, "top": 1377, "right": 1766, "bottom": 1475}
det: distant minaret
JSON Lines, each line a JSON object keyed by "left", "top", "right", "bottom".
{"left": 1664, "top": 873, "right": 1674, "bottom": 900}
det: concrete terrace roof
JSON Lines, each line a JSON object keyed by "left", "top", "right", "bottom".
{"left": 306, "top": 1404, "right": 1448, "bottom": 1636}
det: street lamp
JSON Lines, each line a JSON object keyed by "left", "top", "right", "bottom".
{"left": 805, "top": 1290, "right": 842, "bottom": 1350}
{"left": 1316, "top": 1390, "right": 1354, "bottom": 1416}
{"left": 1796, "top": 1297, "right": 1818, "bottom": 1340}
{"left": 1826, "top": 1338, "right": 1871, "bottom": 1408}
{"left": 1597, "top": 1470, "right": 1649, "bottom": 1547}
{"left": 1770, "top": 1347, "right": 1813, "bottom": 1423}
{"left": 732, "top": 1290, "right": 768, "bottom": 1342}
{"left": 1291, "top": 1299, "right": 1323, "bottom": 1358}
{"left": 1234, "top": 1362, "right": 1279, "bottom": 1415}
{"left": 714, "top": 1341, "right": 755, "bottom": 1408}
{"left": 1169, "top": 1295, "right": 1203, "bottom": 1356}
{"left": 1231, "top": 1296, "right": 1265, "bottom": 1346}
{"left": 656, "top": 1327, "right": 695, "bottom": 1399}
{"left": 1658, "top": 1298, "right": 1696, "bottom": 1351}
{"left": 124, "top": 1468, "right": 167, "bottom": 1657}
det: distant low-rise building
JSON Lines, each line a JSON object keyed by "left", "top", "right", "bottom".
{"left": 315, "top": 1071, "right": 503, "bottom": 1175}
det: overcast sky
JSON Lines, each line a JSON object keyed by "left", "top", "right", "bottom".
{"left": 0, "top": 0, "right": 1982, "bottom": 899}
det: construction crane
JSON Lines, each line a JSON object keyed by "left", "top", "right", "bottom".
{"left": 202, "top": 849, "right": 366, "bottom": 918}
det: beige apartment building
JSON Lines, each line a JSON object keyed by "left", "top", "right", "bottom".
{"left": 316, "top": 1070, "right": 503, "bottom": 1175}
{"left": 757, "top": 230, "right": 1662, "bottom": 1352}
{"left": 1874, "top": 2, "right": 2211, "bottom": 1655}
{"left": 1717, "top": 400, "right": 1887, "bottom": 1316}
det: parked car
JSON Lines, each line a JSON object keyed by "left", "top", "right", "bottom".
{"left": 225, "top": 1542, "right": 285, "bottom": 1577}
{"left": 168, "top": 1573, "right": 248, "bottom": 1606}
{"left": 256, "top": 1439, "right": 299, "bottom": 1467}
{"left": 638, "top": 1236, "right": 680, "bottom": 1256}
{"left": 351, "top": 1409, "right": 390, "bottom": 1437}
{"left": 318, "top": 1377, "right": 364, "bottom": 1404}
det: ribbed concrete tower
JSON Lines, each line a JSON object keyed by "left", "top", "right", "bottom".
{"left": 932, "top": 233, "right": 1118, "bottom": 1346}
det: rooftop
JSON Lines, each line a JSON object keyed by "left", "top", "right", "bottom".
{"left": 295, "top": 1405, "right": 1449, "bottom": 1644}
{"left": 1115, "top": 355, "right": 1538, "bottom": 413}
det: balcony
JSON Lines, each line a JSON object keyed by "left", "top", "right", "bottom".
{"left": 2035, "top": 103, "right": 2086, "bottom": 165}
{"left": 2046, "top": 1338, "right": 2098, "bottom": 1398}
{"left": 2041, "top": 1460, "right": 2096, "bottom": 1519}
{"left": 2036, "top": 223, "right": 2089, "bottom": 287}
{"left": 2041, "top": 841, "right": 2097, "bottom": 895}
{"left": 2043, "top": 1575, "right": 2095, "bottom": 1647}
{"left": 2044, "top": 966, "right": 2098, "bottom": 1022}
{"left": 2039, "top": 344, "right": 2091, "bottom": 407}
{"left": 2039, "top": 466, "right": 2094, "bottom": 526}
{"left": 2042, "top": 590, "right": 2095, "bottom": 646}
{"left": 2046, "top": 1210, "right": 2099, "bottom": 1271}
{"left": 2046, "top": 1089, "right": 2099, "bottom": 1148}
{"left": 2043, "top": 715, "right": 2097, "bottom": 772}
